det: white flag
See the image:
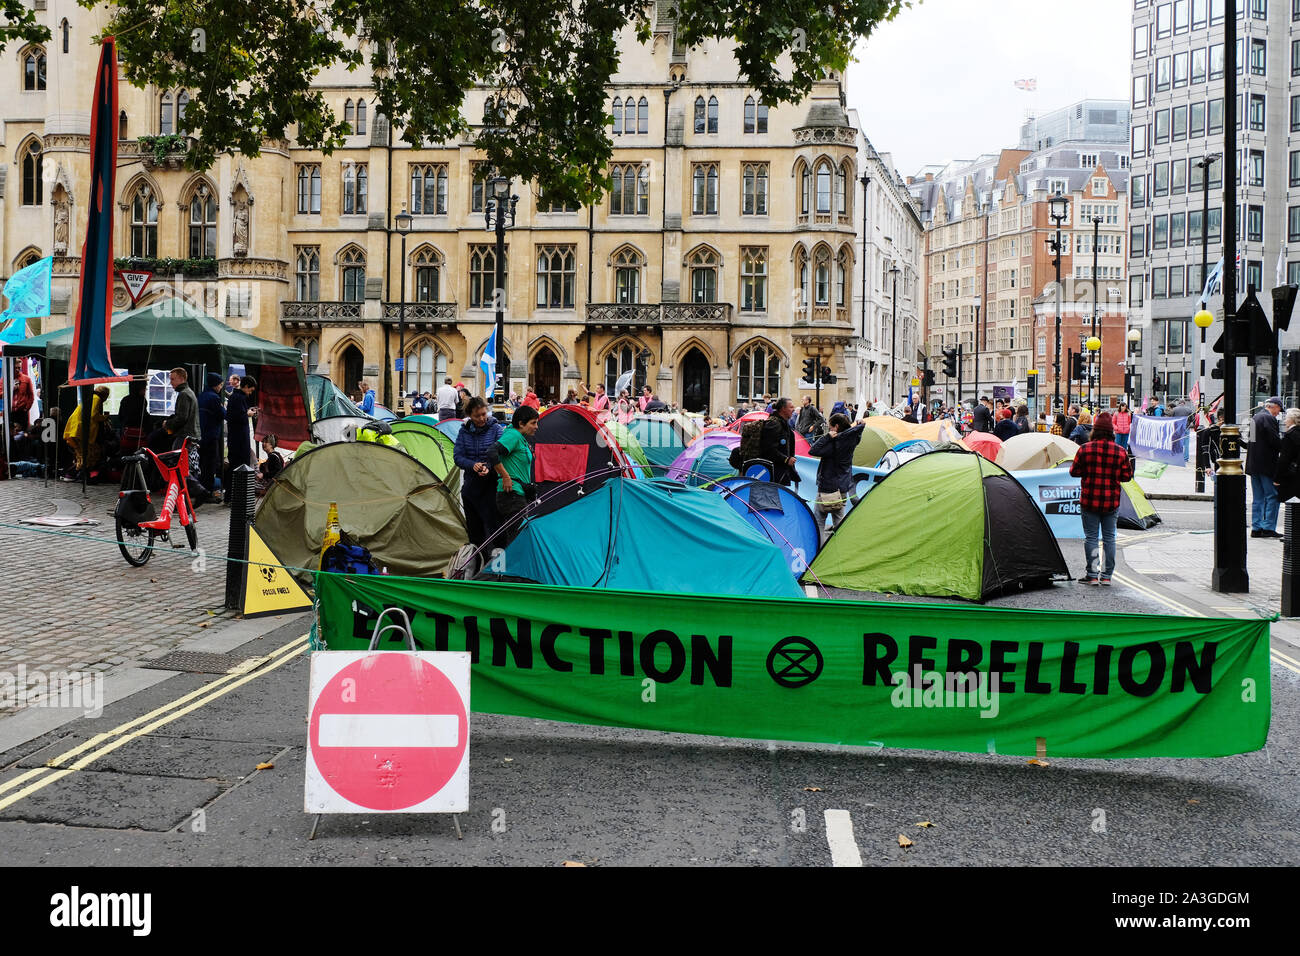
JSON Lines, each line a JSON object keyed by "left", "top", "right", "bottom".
{"left": 1278, "top": 246, "right": 1288, "bottom": 288}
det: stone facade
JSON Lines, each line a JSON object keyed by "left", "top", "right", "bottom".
{"left": 2, "top": 5, "right": 865, "bottom": 413}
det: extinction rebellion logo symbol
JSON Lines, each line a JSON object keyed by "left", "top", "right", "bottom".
{"left": 767, "top": 637, "right": 823, "bottom": 688}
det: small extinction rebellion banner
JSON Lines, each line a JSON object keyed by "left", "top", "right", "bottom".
{"left": 1130, "top": 414, "right": 1190, "bottom": 467}
{"left": 314, "top": 575, "right": 1271, "bottom": 759}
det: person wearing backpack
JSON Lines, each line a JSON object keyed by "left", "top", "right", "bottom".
{"left": 809, "top": 414, "right": 863, "bottom": 542}
{"left": 758, "top": 398, "right": 799, "bottom": 486}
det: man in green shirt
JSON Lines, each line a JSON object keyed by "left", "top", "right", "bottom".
{"left": 486, "top": 405, "right": 539, "bottom": 544}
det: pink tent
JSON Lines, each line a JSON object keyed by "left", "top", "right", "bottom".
{"left": 964, "top": 431, "right": 1003, "bottom": 462}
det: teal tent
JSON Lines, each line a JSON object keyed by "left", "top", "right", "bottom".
{"left": 307, "top": 373, "right": 366, "bottom": 420}
{"left": 485, "top": 478, "right": 804, "bottom": 598}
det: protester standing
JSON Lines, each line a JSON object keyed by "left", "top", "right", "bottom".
{"left": 759, "top": 397, "right": 799, "bottom": 486}
{"left": 198, "top": 372, "right": 226, "bottom": 500}
{"left": 972, "top": 396, "right": 994, "bottom": 433}
{"left": 809, "top": 414, "right": 863, "bottom": 542}
{"left": 1246, "top": 397, "right": 1284, "bottom": 538}
{"left": 1275, "top": 408, "right": 1300, "bottom": 504}
{"left": 225, "top": 375, "right": 258, "bottom": 478}
{"left": 10, "top": 364, "right": 33, "bottom": 428}
{"left": 796, "top": 396, "right": 826, "bottom": 438}
{"left": 486, "top": 404, "right": 539, "bottom": 546}
{"left": 994, "top": 407, "right": 1020, "bottom": 442}
{"left": 1113, "top": 403, "right": 1132, "bottom": 450}
{"left": 359, "top": 379, "right": 376, "bottom": 416}
{"left": 1069, "top": 411, "right": 1133, "bottom": 585}
{"left": 454, "top": 396, "right": 506, "bottom": 546}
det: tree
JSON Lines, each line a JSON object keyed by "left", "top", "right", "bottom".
{"left": 80, "top": 0, "right": 910, "bottom": 203}
{"left": 1, "top": 0, "right": 53, "bottom": 51}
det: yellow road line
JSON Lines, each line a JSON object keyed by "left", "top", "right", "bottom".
{"left": 0, "top": 634, "right": 308, "bottom": 801}
{"left": 1112, "top": 572, "right": 1206, "bottom": 617}
{"left": 1273, "top": 654, "right": 1300, "bottom": 675}
{"left": 1273, "top": 647, "right": 1300, "bottom": 670}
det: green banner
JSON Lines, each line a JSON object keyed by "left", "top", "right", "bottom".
{"left": 314, "top": 574, "right": 1272, "bottom": 759}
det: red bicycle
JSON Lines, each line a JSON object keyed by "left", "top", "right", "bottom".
{"left": 114, "top": 437, "right": 199, "bottom": 566}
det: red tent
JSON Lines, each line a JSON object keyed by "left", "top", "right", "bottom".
{"left": 532, "top": 405, "right": 637, "bottom": 514}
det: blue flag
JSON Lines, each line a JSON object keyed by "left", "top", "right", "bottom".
{"left": 0, "top": 255, "right": 53, "bottom": 344}
{"left": 480, "top": 326, "right": 497, "bottom": 394}
{"left": 1130, "top": 414, "right": 1190, "bottom": 468}
{"left": 1199, "top": 258, "right": 1223, "bottom": 306}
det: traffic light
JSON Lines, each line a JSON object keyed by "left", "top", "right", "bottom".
{"left": 820, "top": 365, "right": 837, "bottom": 385}
{"left": 921, "top": 369, "right": 936, "bottom": 387}
{"left": 802, "top": 357, "right": 817, "bottom": 383}
{"left": 941, "top": 347, "right": 958, "bottom": 378}
{"left": 1211, "top": 359, "right": 1225, "bottom": 380}
{"left": 1070, "top": 352, "right": 1084, "bottom": 380}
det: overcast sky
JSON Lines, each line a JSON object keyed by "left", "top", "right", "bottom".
{"left": 846, "top": 0, "right": 1131, "bottom": 177}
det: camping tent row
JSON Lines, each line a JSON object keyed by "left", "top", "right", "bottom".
{"left": 6, "top": 297, "right": 311, "bottom": 446}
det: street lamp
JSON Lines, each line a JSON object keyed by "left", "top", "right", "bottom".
{"left": 1047, "top": 192, "right": 1069, "bottom": 413}
{"left": 1193, "top": 307, "right": 1215, "bottom": 492}
{"left": 393, "top": 204, "right": 413, "bottom": 416}
{"left": 972, "top": 294, "right": 982, "bottom": 406}
{"left": 889, "top": 261, "right": 901, "bottom": 406}
{"left": 484, "top": 175, "right": 518, "bottom": 405}
{"left": 1126, "top": 327, "right": 1142, "bottom": 407}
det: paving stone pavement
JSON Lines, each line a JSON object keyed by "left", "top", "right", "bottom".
{"left": 0, "top": 478, "right": 239, "bottom": 713}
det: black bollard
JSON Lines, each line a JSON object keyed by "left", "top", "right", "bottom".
{"left": 224, "top": 465, "right": 258, "bottom": 610}
{"left": 1284, "top": 501, "right": 1299, "bottom": 618}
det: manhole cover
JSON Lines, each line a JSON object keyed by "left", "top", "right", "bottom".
{"left": 1142, "top": 572, "right": 1181, "bottom": 582}
{"left": 143, "top": 651, "right": 269, "bottom": 675}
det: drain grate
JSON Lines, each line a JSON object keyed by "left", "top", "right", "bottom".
{"left": 1142, "top": 572, "right": 1182, "bottom": 582}
{"left": 143, "top": 651, "right": 269, "bottom": 675}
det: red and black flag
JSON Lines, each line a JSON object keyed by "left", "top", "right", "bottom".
{"left": 68, "top": 37, "right": 129, "bottom": 386}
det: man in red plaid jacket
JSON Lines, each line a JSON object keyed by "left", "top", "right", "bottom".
{"left": 1069, "top": 411, "right": 1134, "bottom": 585}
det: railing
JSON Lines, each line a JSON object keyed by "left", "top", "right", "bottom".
{"left": 586, "top": 303, "right": 661, "bottom": 325}
{"left": 586, "top": 302, "right": 733, "bottom": 325}
{"left": 661, "top": 302, "right": 732, "bottom": 324}
{"left": 280, "top": 301, "right": 362, "bottom": 321}
{"left": 382, "top": 302, "right": 458, "bottom": 322}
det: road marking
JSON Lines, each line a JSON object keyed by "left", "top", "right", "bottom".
{"left": 0, "top": 634, "right": 310, "bottom": 814}
{"left": 1112, "top": 572, "right": 1206, "bottom": 617}
{"left": 823, "top": 809, "right": 863, "bottom": 867}
{"left": 1274, "top": 654, "right": 1300, "bottom": 675}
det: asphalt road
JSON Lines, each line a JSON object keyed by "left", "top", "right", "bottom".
{"left": 1, "top": 572, "right": 1296, "bottom": 867}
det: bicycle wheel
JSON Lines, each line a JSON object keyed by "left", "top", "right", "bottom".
{"left": 185, "top": 518, "right": 198, "bottom": 552}
{"left": 116, "top": 515, "right": 155, "bottom": 566}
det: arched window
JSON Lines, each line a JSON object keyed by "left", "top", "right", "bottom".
{"left": 637, "top": 96, "right": 648, "bottom": 134}
{"left": 755, "top": 100, "right": 768, "bottom": 133}
{"left": 612, "top": 246, "right": 643, "bottom": 303}
{"left": 188, "top": 184, "right": 217, "bottom": 258}
{"left": 356, "top": 99, "right": 366, "bottom": 135}
{"left": 839, "top": 161, "right": 853, "bottom": 217}
{"left": 159, "top": 92, "right": 173, "bottom": 135}
{"left": 797, "top": 161, "right": 810, "bottom": 215}
{"left": 404, "top": 341, "right": 446, "bottom": 395}
{"left": 60, "top": 20, "right": 69, "bottom": 54}
{"left": 834, "top": 163, "right": 846, "bottom": 216}
{"left": 410, "top": 164, "right": 447, "bottom": 214}
{"left": 339, "top": 246, "right": 366, "bottom": 302}
{"left": 610, "top": 163, "right": 649, "bottom": 215}
{"left": 119, "top": 109, "right": 128, "bottom": 140}
{"left": 794, "top": 247, "right": 808, "bottom": 308}
{"left": 342, "top": 163, "right": 367, "bottom": 214}
{"left": 836, "top": 247, "right": 851, "bottom": 308}
{"left": 22, "top": 47, "right": 45, "bottom": 91}
{"left": 412, "top": 246, "right": 442, "bottom": 302}
{"left": 604, "top": 341, "right": 648, "bottom": 396}
{"left": 130, "top": 184, "right": 159, "bottom": 257}
{"left": 176, "top": 90, "right": 189, "bottom": 135}
{"left": 16, "top": 249, "right": 41, "bottom": 270}
{"left": 344, "top": 99, "right": 354, "bottom": 128}
{"left": 295, "top": 336, "right": 320, "bottom": 372}
{"left": 736, "top": 342, "right": 781, "bottom": 401}
{"left": 691, "top": 163, "right": 718, "bottom": 215}
{"left": 295, "top": 246, "right": 320, "bottom": 301}
{"left": 611, "top": 97, "right": 622, "bottom": 134}
{"left": 20, "top": 139, "right": 42, "bottom": 206}
{"left": 693, "top": 96, "right": 705, "bottom": 134}
{"left": 623, "top": 97, "right": 636, "bottom": 134}
{"left": 688, "top": 246, "right": 718, "bottom": 303}
{"left": 815, "top": 161, "right": 832, "bottom": 214}
{"left": 813, "top": 246, "right": 831, "bottom": 305}
{"left": 707, "top": 95, "right": 718, "bottom": 133}
{"left": 298, "top": 164, "right": 322, "bottom": 214}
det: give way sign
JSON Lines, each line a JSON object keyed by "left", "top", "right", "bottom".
{"left": 305, "top": 651, "right": 470, "bottom": 813}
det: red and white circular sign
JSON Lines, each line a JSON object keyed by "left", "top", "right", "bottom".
{"left": 306, "top": 652, "right": 470, "bottom": 813}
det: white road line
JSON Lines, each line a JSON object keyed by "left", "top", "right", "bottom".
{"left": 823, "top": 809, "right": 863, "bottom": 867}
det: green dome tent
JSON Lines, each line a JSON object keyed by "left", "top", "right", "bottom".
{"left": 255, "top": 442, "right": 467, "bottom": 585}
{"left": 605, "top": 420, "right": 654, "bottom": 477}
{"left": 390, "top": 416, "right": 463, "bottom": 496}
{"left": 806, "top": 448, "right": 1069, "bottom": 601}
{"left": 852, "top": 425, "right": 902, "bottom": 467}
{"left": 1119, "top": 480, "right": 1161, "bottom": 529}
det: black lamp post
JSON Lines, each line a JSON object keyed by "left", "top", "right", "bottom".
{"left": 394, "top": 204, "right": 412, "bottom": 416}
{"left": 972, "top": 294, "right": 982, "bottom": 405}
{"left": 1047, "top": 192, "right": 1070, "bottom": 412}
{"left": 889, "top": 262, "right": 901, "bottom": 406}
{"left": 484, "top": 175, "right": 518, "bottom": 405}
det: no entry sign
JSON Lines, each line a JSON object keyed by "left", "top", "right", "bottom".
{"left": 305, "top": 652, "right": 470, "bottom": 813}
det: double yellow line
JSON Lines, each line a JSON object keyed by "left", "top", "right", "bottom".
{"left": 1114, "top": 572, "right": 1300, "bottom": 675}
{"left": 0, "top": 633, "right": 310, "bottom": 815}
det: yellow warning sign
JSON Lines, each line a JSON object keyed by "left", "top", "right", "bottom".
{"left": 243, "top": 527, "right": 313, "bottom": 618}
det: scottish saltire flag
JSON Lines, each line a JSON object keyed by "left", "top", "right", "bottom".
{"left": 0, "top": 255, "right": 53, "bottom": 344}
{"left": 479, "top": 326, "right": 498, "bottom": 394}
{"left": 68, "top": 38, "right": 128, "bottom": 386}
{"left": 1199, "top": 258, "right": 1223, "bottom": 306}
